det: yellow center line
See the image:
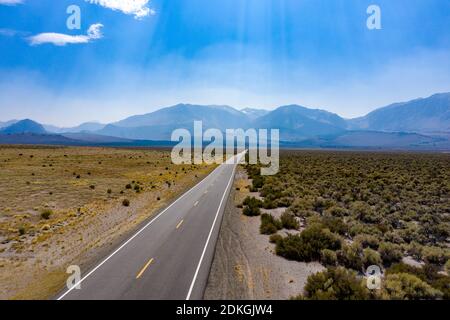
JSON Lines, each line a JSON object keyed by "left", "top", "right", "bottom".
{"left": 136, "top": 258, "right": 154, "bottom": 279}
{"left": 176, "top": 219, "right": 184, "bottom": 229}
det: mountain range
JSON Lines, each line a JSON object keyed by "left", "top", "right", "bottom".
{"left": 1, "top": 93, "right": 449, "bottom": 149}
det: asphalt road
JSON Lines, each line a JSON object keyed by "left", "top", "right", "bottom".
{"left": 57, "top": 152, "right": 246, "bottom": 300}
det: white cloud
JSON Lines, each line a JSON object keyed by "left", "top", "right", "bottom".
{"left": 0, "top": 0, "right": 23, "bottom": 5}
{"left": 0, "top": 28, "right": 19, "bottom": 36}
{"left": 28, "top": 23, "right": 103, "bottom": 46}
{"left": 86, "top": 0, "right": 155, "bottom": 19}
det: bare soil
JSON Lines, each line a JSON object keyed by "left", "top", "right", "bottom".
{"left": 204, "top": 167, "right": 324, "bottom": 300}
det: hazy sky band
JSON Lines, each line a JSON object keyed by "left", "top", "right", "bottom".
{"left": 0, "top": 0, "right": 449, "bottom": 126}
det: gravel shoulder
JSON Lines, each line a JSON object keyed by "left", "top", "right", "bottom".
{"left": 204, "top": 167, "right": 324, "bottom": 300}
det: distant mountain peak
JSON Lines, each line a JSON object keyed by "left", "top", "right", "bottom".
{"left": 240, "top": 108, "right": 269, "bottom": 120}
{"left": 0, "top": 119, "right": 47, "bottom": 135}
{"left": 349, "top": 92, "right": 450, "bottom": 133}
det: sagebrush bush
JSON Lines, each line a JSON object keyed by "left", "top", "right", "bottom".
{"left": 379, "top": 242, "right": 403, "bottom": 266}
{"left": 362, "top": 248, "right": 382, "bottom": 269}
{"left": 337, "top": 243, "right": 364, "bottom": 271}
{"left": 260, "top": 214, "right": 281, "bottom": 235}
{"left": 40, "top": 209, "right": 52, "bottom": 220}
{"left": 354, "top": 234, "right": 380, "bottom": 250}
{"left": 280, "top": 212, "right": 299, "bottom": 230}
{"left": 320, "top": 249, "right": 338, "bottom": 266}
{"left": 243, "top": 196, "right": 263, "bottom": 208}
{"left": 422, "top": 246, "right": 450, "bottom": 266}
{"left": 382, "top": 273, "right": 443, "bottom": 300}
{"left": 18, "top": 226, "right": 26, "bottom": 235}
{"left": 243, "top": 205, "right": 260, "bottom": 217}
{"left": 386, "top": 262, "right": 450, "bottom": 299}
{"left": 350, "top": 201, "right": 381, "bottom": 224}
{"left": 301, "top": 267, "right": 370, "bottom": 300}
{"left": 320, "top": 215, "right": 348, "bottom": 235}
{"left": 324, "top": 206, "right": 349, "bottom": 217}
{"left": 276, "top": 224, "right": 341, "bottom": 262}
{"left": 122, "top": 199, "right": 130, "bottom": 207}
{"left": 406, "top": 241, "right": 423, "bottom": 261}
{"left": 269, "top": 233, "right": 283, "bottom": 245}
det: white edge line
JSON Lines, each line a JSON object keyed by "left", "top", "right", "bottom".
{"left": 185, "top": 152, "right": 245, "bottom": 300}
{"left": 57, "top": 164, "right": 222, "bottom": 300}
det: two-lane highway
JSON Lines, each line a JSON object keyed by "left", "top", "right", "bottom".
{"left": 57, "top": 152, "right": 246, "bottom": 300}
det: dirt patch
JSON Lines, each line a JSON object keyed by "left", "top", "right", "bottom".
{"left": 204, "top": 167, "right": 324, "bottom": 300}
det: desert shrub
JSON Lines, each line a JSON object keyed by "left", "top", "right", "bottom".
{"left": 382, "top": 273, "right": 443, "bottom": 300}
{"left": 287, "top": 197, "right": 315, "bottom": 216}
{"left": 243, "top": 196, "right": 263, "bottom": 208}
{"left": 406, "top": 241, "right": 424, "bottom": 261}
{"left": 18, "top": 226, "right": 26, "bottom": 235}
{"left": 313, "top": 197, "right": 335, "bottom": 213}
{"left": 429, "top": 276, "right": 450, "bottom": 300}
{"left": 350, "top": 201, "right": 381, "bottom": 224}
{"left": 269, "top": 234, "right": 283, "bottom": 245}
{"left": 280, "top": 212, "right": 299, "bottom": 230}
{"left": 275, "top": 197, "right": 293, "bottom": 208}
{"left": 362, "top": 248, "right": 382, "bottom": 269}
{"left": 386, "top": 262, "right": 421, "bottom": 276}
{"left": 40, "top": 209, "right": 52, "bottom": 220}
{"left": 348, "top": 221, "right": 383, "bottom": 238}
{"left": 354, "top": 234, "right": 380, "bottom": 250}
{"left": 252, "top": 175, "right": 264, "bottom": 189}
{"left": 320, "top": 249, "right": 338, "bottom": 266}
{"left": 383, "top": 231, "right": 404, "bottom": 245}
{"left": 398, "top": 223, "right": 421, "bottom": 243}
{"left": 276, "top": 224, "right": 341, "bottom": 262}
{"left": 386, "top": 262, "right": 450, "bottom": 299}
{"left": 422, "top": 246, "right": 450, "bottom": 266}
{"left": 260, "top": 214, "right": 282, "bottom": 235}
{"left": 275, "top": 234, "right": 305, "bottom": 261}
{"left": 107, "top": 189, "right": 112, "bottom": 194}
{"left": 125, "top": 184, "right": 132, "bottom": 189}
{"left": 242, "top": 196, "right": 263, "bottom": 216}
{"left": 243, "top": 205, "right": 261, "bottom": 217}
{"left": 337, "top": 243, "right": 364, "bottom": 271}
{"left": 122, "top": 199, "right": 130, "bottom": 207}
{"left": 262, "top": 199, "right": 277, "bottom": 209}
{"left": 379, "top": 242, "right": 403, "bottom": 266}
{"left": 324, "top": 206, "right": 349, "bottom": 217}
{"left": 301, "top": 267, "right": 370, "bottom": 300}
{"left": 320, "top": 215, "right": 348, "bottom": 235}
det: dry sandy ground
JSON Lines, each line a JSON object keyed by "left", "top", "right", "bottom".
{"left": 0, "top": 148, "right": 214, "bottom": 300}
{"left": 205, "top": 168, "right": 324, "bottom": 300}
{"left": 0, "top": 173, "right": 211, "bottom": 300}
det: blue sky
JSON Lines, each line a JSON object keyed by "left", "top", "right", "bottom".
{"left": 0, "top": 0, "right": 449, "bottom": 126}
